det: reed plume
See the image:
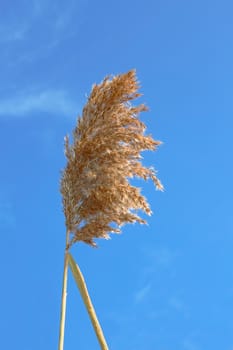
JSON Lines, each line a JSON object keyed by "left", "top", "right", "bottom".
{"left": 60, "top": 69, "right": 163, "bottom": 248}
{"left": 58, "top": 70, "right": 163, "bottom": 350}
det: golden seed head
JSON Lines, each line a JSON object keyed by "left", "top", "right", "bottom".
{"left": 60, "top": 70, "right": 163, "bottom": 247}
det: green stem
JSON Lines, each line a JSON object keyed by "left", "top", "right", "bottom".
{"left": 68, "top": 253, "right": 109, "bottom": 350}
{"left": 58, "top": 231, "right": 69, "bottom": 350}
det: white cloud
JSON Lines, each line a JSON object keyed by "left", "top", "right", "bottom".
{"left": 0, "top": 90, "right": 78, "bottom": 118}
{"left": 134, "top": 284, "right": 151, "bottom": 304}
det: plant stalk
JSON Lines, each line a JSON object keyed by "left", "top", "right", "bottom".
{"left": 58, "top": 230, "right": 70, "bottom": 350}
{"left": 68, "top": 253, "right": 109, "bottom": 350}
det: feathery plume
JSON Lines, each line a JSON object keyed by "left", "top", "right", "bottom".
{"left": 60, "top": 70, "right": 163, "bottom": 247}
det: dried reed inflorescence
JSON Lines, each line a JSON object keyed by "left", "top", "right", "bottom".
{"left": 60, "top": 70, "right": 163, "bottom": 248}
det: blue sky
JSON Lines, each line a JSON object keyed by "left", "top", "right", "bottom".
{"left": 0, "top": 0, "right": 232, "bottom": 349}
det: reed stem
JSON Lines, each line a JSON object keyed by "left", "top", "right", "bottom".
{"left": 58, "top": 230, "right": 69, "bottom": 350}
{"left": 68, "top": 253, "right": 109, "bottom": 350}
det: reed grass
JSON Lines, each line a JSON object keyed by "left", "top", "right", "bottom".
{"left": 58, "top": 69, "right": 163, "bottom": 349}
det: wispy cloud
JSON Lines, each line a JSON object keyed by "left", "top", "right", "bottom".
{"left": 0, "top": 24, "right": 28, "bottom": 43}
{"left": 182, "top": 338, "right": 200, "bottom": 350}
{"left": 142, "top": 245, "right": 179, "bottom": 269}
{"left": 0, "top": 1, "right": 81, "bottom": 60}
{"left": 32, "top": 0, "right": 46, "bottom": 16}
{"left": 134, "top": 284, "right": 151, "bottom": 304}
{"left": 140, "top": 246, "right": 179, "bottom": 280}
{"left": 0, "top": 89, "right": 79, "bottom": 118}
{"left": 150, "top": 247, "right": 177, "bottom": 267}
{"left": 169, "top": 296, "right": 186, "bottom": 311}
{"left": 32, "top": 0, "right": 78, "bottom": 34}
{"left": 168, "top": 295, "right": 190, "bottom": 320}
